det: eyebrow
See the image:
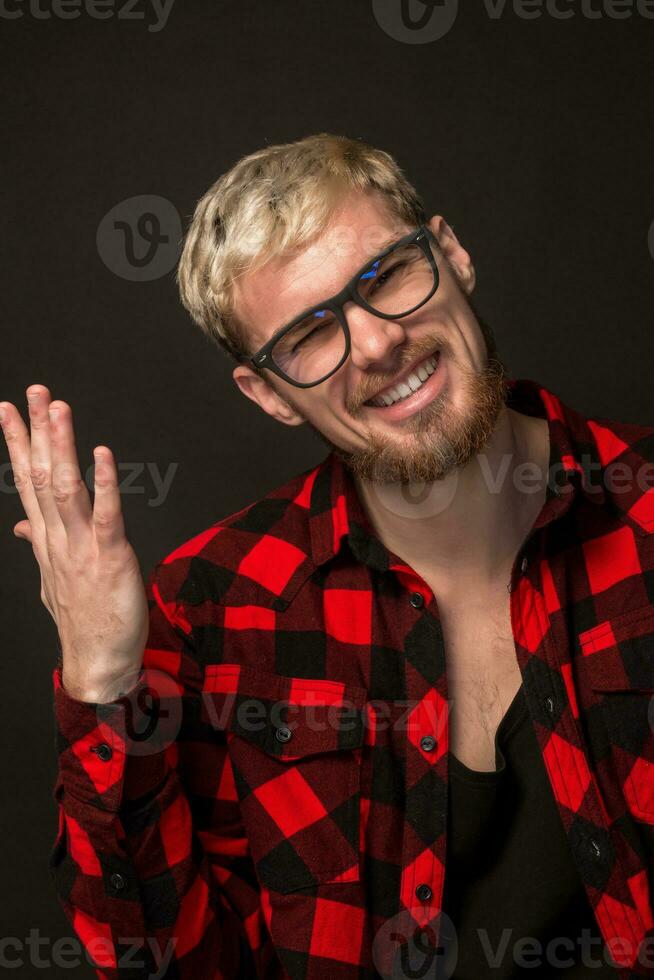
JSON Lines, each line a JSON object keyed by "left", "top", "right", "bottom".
{"left": 268, "top": 228, "right": 409, "bottom": 340}
{"left": 372, "top": 232, "right": 406, "bottom": 255}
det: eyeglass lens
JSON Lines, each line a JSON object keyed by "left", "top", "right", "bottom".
{"left": 271, "top": 242, "right": 435, "bottom": 384}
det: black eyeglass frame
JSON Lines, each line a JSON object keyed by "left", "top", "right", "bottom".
{"left": 247, "top": 224, "right": 440, "bottom": 389}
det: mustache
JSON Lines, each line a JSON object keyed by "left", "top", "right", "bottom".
{"left": 352, "top": 335, "right": 452, "bottom": 410}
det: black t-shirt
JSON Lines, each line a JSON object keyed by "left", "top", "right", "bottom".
{"left": 440, "top": 682, "right": 620, "bottom": 978}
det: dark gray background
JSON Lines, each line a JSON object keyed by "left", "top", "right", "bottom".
{"left": 1, "top": 0, "right": 653, "bottom": 973}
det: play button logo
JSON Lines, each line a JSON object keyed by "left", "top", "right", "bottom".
{"left": 372, "top": 0, "right": 459, "bottom": 43}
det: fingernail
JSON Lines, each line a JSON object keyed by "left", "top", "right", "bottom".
{"left": 48, "top": 407, "right": 59, "bottom": 420}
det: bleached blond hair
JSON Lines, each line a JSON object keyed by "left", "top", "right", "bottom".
{"left": 176, "top": 133, "right": 428, "bottom": 368}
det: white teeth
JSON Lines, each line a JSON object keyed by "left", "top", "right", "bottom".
{"left": 368, "top": 353, "right": 439, "bottom": 408}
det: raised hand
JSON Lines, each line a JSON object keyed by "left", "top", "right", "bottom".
{"left": 0, "top": 385, "right": 149, "bottom": 702}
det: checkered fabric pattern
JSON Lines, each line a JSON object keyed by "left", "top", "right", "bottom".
{"left": 50, "top": 377, "right": 654, "bottom": 978}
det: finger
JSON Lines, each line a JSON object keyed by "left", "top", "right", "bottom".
{"left": 13, "top": 519, "right": 32, "bottom": 541}
{"left": 92, "top": 447, "right": 126, "bottom": 549}
{"left": 26, "top": 386, "right": 65, "bottom": 534}
{"left": 0, "top": 401, "right": 50, "bottom": 539}
{"left": 48, "top": 401, "right": 93, "bottom": 544}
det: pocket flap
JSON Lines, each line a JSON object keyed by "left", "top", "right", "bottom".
{"left": 579, "top": 604, "right": 654, "bottom": 691}
{"left": 202, "top": 664, "right": 367, "bottom": 757}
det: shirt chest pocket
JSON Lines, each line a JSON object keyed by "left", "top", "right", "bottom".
{"left": 579, "top": 603, "right": 654, "bottom": 825}
{"left": 202, "top": 664, "right": 367, "bottom": 893}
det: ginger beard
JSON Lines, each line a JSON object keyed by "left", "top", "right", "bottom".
{"left": 272, "top": 307, "right": 511, "bottom": 485}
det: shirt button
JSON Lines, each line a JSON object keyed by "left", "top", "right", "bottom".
{"left": 420, "top": 735, "right": 436, "bottom": 752}
{"left": 93, "top": 743, "right": 113, "bottom": 762}
{"left": 544, "top": 696, "right": 554, "bottom": 713}
{"left": 275, "top": 726, "right": 292, "bottom": 743}
{"left": 520, "top": 556, "right": 529, "bottom": 574}
{"left": 415, "top": 883, "right": 432, "bottom": 902}
{"left": 409, "top": 592, "right": 424, "bottom": 609}
{"left": 110, "top": 873, "right": 125, "bottom": 891}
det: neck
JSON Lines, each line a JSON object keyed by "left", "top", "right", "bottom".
{"left": 353, "top": 406, "right": 550, "bottom": 592}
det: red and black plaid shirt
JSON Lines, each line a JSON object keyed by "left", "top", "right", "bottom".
{"left": 50, "top": 377, "right": 654, "bottom": 979}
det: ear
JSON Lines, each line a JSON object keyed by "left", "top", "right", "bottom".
{"left": 427, "top": 215, "right": 476, "bottom": 294}
{"left": 232, "top": 365, "right": 305, "bottom": 427}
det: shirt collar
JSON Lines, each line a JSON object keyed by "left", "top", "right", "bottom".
{"left": 308, "top": 377, "right": 654, "bottom": 572}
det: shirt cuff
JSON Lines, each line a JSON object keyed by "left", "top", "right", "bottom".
{"left": 52, "top": 665, "right": 173, "bottom": 813}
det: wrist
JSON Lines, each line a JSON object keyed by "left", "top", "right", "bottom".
{"left": 61, "top": 666, "right": 143, "bottom": 704}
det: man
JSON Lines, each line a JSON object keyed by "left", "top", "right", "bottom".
{"left": 2, "top": 133, "right": 653, "bottom": 978}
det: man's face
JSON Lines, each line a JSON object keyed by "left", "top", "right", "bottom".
{"left": 232, "top": 189, "right": 508, "bottom": 484}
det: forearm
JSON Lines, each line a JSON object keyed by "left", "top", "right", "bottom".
{"left": 50, "top": 667, "right": 248, "bottom": 979}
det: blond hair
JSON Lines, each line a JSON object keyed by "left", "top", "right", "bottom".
{"left": 176, "top": 133, "right": 427, "bottom": 366}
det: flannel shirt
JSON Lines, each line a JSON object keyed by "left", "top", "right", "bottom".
{"left": 50, "top": 377, "right": 654, "bottom": 979}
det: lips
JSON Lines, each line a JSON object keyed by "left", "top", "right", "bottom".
{"left": 364, "top": 351, "right": 440, "bottom": 408}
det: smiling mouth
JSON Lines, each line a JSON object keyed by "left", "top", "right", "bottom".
{"left": 363, "top": 351, "right": 440, "bottom": 408}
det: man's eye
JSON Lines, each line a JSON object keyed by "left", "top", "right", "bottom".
{"left": 369, "top": 261, "right": 404, "bottom": 293}
{"left": 291, "top": 319, "right": 329, "bottom": 352}
{"left": 292, "top": 327, "right": 318, "bottom": 351}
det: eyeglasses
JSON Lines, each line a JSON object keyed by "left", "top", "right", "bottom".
{"left": 247, "top": 225, "right": 440, "bottom": 388}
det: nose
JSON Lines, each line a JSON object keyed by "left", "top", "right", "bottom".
{"left": 344, "top": 302, "right": 408, "bottom": 373}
